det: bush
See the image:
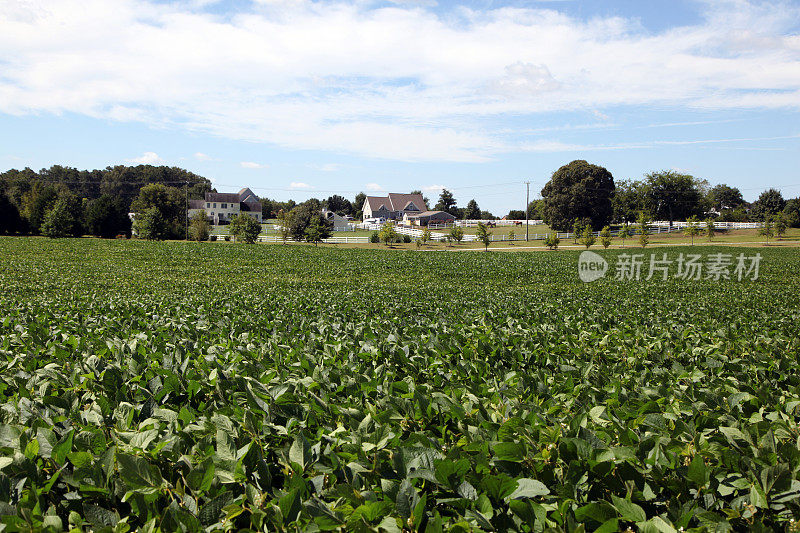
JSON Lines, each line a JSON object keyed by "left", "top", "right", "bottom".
{"left": 403, "top": 234, "right": 411, "bottom": 243}
{"left": 370, "top": 231, "right": 380, "bottom": 243}
{"left": 209, "top": 235, "right": 217, "bottom": 242}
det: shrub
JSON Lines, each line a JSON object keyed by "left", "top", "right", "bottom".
{"left": 370, "top": 231, "right": 380, "bottom": 243}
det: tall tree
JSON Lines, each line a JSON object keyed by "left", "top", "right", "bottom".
{"left": 287, "top": 199, "right": 329, "bottom": 241}
{"left": 612, "top": 179, "right": 646, "bottom": 224}
{"left": 751, "top": 188, "right": 786, "bottom": 221}
{"left": 189, "top": 210, "right": 211, "bottom": 241}
{"left": 434, "top": 189, "right": 458, "bottom": 216}
{"left": 642, "top": 171, "right": 707, "bottom": 226}
{"left": 783, "top": 198, "right": 800, "bottom": 228}
{"left": 707, "top": 184, "right": 744, "bottom": 211}
{"left": 324, "top": 195, "right": 353, "bottom": 216}
{"left": 130, "top": 183, "right": 186, "bottom": 240}
{"left": 21, "top": 182, "right": 59, "bottom": 234}
{"left": 541, "top": 160, "right": 615, "bottom": 232}
{"left": 85, "top": 195, "right": 131, "bottom": 238}
{"left": 0, "top": 190, "right": 22, "bottom": 234}
{"left": 464, "top": 199, "right": 480, "bottom": 220}
{"left": 41, "top": 196, "right": 82, "bottom": 238}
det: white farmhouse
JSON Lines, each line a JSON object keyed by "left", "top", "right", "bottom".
{"left": 188, "top": 188, "right": 262, "bottom": 225}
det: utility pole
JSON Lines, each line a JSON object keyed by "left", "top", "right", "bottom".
{"left": 185, "top": 181, "right": 189, "bottom": 240}
{"left": 524, "top": 180, "right": 530, "bottom": 241}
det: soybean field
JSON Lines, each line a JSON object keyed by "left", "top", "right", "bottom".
{"left": 0, "top": 238, "right": 799, "bottom": 532}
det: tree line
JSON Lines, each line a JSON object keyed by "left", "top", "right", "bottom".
{"left": 529, "top": 160, "right": 799, "bottom": 232}
{"left": 0, "top": 165, "right": 212, "bottom": 238}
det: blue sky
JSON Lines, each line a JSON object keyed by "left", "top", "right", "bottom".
{"left": 1, "top": 0, "right": 799, "bottom": 215}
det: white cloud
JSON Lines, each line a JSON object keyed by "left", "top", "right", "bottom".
{"left": 422, "top": 184, "right": 447, "bottom": 191}
{"left": 194, "top": 152, "right": 218, "bottom": 161}
{"left": 1, "top": 0, "right": 799, "bottom": 161}
{"left": 289, "top": 181, "right": 312, "bottom": 189}
{"left": 126, "top": 151, "right": 163, "bottom": 164}
{"left": 365, "top": 182, "right": 383, "bottom": 191}
{"left": 241, "top": 161, "right": 268, "bottom": 169}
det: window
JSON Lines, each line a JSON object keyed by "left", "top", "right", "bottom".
{"left": 222, "top": 203, "right": 227, "bottom": 209}
{"left": 206, "top": 202, "right": 210, "bottom": 208}
{"left": 213, "top": 203, "right": 217, "bottom": 208}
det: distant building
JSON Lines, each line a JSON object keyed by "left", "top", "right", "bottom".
{"left": 403, "top": 210, "right": 456, "bottom": 226}
{"left": 188, "top": 188, "right": 262, "bottom": 225}
{"left": 322, "top": 209, "right": 351, "bottom": 231}
{"left": 362, "top": 193, "right": 428, "bottom": 221}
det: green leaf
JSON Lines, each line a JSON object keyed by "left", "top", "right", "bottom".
{"left": 506, "top": 478, "right": 550, "bottom": 500}
{"left": 494, "top": 441, "right": 526, "bottom": 462}
{"left": 289, "top": 434, "right": 312, "bottom": 470}
{"left": 686, "top": 454, "right": 708, "bottom": 487}
{"left": 611, "top": 494, "right": 647, "bottom": 522}
{"left": 750, "top": 483, "right": 768, "bottom": 508}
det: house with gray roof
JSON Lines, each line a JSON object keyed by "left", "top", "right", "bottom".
{"left": 188, "top": 187, "right": 262, "bottom": 225}
{"left": 362, "top": 193, "right": 428, "bottom": 222}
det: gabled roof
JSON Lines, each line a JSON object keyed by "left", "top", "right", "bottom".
{"left": 238, "top": 188, "right": 258, "bottom": 203}
{"left": 364, "top": 193, "right": 427, "bottom": 213}
{"left": 188, "top": 199, "right": 205, "bottom": 209}
{"left": 205, "top": 192, "right": 241, "bottom": 203}
{"left": 240, "top": 201, "right": 262, "bottom": 212}
{"left": 364, "top": 196, "right": 391, "bottom": 212}
{"left": 388, "top": 193, "right": 427, "bottom": 212}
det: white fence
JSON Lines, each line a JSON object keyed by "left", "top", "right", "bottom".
{"left": 257, "top": 235, "right": 369, "bottom": 244}
{"left": 650, "top": 220, "right": 763, "bottom": 230}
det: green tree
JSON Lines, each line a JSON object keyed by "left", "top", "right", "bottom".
{"left": 41, "top": 198, "right": 79, "bottom": 238}
{"left": 305, "top": 216, "right": 331, "bottom": 245}
{"left": 434, "top": 189, "right": 458, "bottom": 216}
{"left": 421, "top": 227, "right": 432, "bottom": 245}
{"left": 189, "top": 210, "right": 211, "bottom": 241}
{"left": 572, "top": 219, "right": 583, "bottom": 244}
{"left": 277, "top": 209, "right": 292, "bottom": 244}
{"left": 783, "top": 198, "right": 800, "bottom": 228}
{"left": 379, "top": 222, "right": 398, "bottom": 246}
{"left": 706, "top": 219, "right": 716, "bottom": 241}
{"left": 230, "top": 213, "right": 262, "bottom": 243}
{"left": 579, "top": 225, "right": 595, "bottom": 249}
{"left": 545, "top": 233, "right": 559, "bottom": 250}
{"left": 707, "top": 184, "right": 744, "bottom": 211}
{"left": 288, "top": 200, "right": 327, "bottom": 241}
{"left": 130, "top": 183, "right": 185, "bottom": 240}
{"left": 751, "top": 188, "right": 786, "bottom": 221}
{"left": 0, "top": 190, "right": 22, "bottom": 234}
{"left": 683, "top": 215, "right": 701, "bottom": 245}
{"left": 541, "top": 160, "right": 615, "bottom": 231}
{"left": 464, "top": 199, "right": 480, "bottom": 220}
{"left": 133, "top": 207, "right": 166, "bottom": 240}
{"left": 475, "top": 222, "right": 491, "bottom": 251}
{"left": 599, "top": 225, "right": 611, "bottom": 249}
{"left": 618, "top": 224, "right": 630, "bottom": 248}
{"left": 774, "top": 215, "right": 787, "bottom": 239}
{"left": 450, "top": 226, "right": 464, "bottom": 245}
{"left": 354, "top": 192, "right": 367, "bottom": 217}
{"left": 642, "top": 170, "right": 707, "bottom": 227}
{"left": 612, "top": 179, "right": 646, "bottom": 224}
{"left": 637, "top": 212, "right": 650, "bottom": 248}
{"left": 759, "top": 218, "right": 774, "bottom": 243}
{"left": 507, "top": 209, "right": 525, "bottom": 220}
{"left": 85, "top": 195, "right": 131, "bottom": 238}
{"left": 324, "top": 195, "right": 353, "bottom": 216}
{"left": 21, "top": 182, "right": 58, "bottom": 234}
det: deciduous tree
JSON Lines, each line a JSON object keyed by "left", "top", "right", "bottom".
{"left": 541, "top": 160, "right": 615, "bottom": 231}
